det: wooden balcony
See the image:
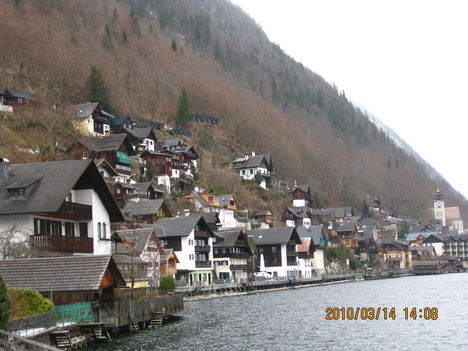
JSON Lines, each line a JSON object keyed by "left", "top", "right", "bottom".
{"left": 31, "top": 235, "right": 93, "bottom": 253}
{"left": 195, "top": 245, "right": 211, "bottom": 252}
{"left": 214, "top": 252, "right": 251, "bottom": 259}
{"left": 195, "top": 261, "right": 212, "bottom": 269}
{"left": 229, "top": 264, "right": 249, "bottom": 271}
{"left": 42, "top": 201, "right": 92, "bottom": 221}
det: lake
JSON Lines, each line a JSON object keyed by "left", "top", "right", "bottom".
{"left": 86, "top": 273, "right": 467, "bottom": 351}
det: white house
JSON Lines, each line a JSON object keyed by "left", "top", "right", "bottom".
{"left": 296, "top": 225, "right": 327, "bottom": 277}
{"left": 151, "top": 215, "right": 215, "bottom": 287}
{"left": 248, "top": 227, "right": 301, "bottom": 278}
{"left": 0, "top": 158, "right": 124, "bottom": 259}
{"left": 233, "top": 152, "right": 273, "bottom": 189}
{"left": 186, "top": 192, "right": 238, "bottom": 229}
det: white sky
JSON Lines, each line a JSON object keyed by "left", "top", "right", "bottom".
{"left": 231, "top": 0, "right": 468, "bottom": 199}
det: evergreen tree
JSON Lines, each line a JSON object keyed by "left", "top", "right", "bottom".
{"left": 176, "top": 88, "right": 191, "bottom": 125}
{"left": 171, "top": 39, "right": 177, "bottom": 52}
{"left": 86, "top": 66, "right": 111, "bottom": 111}
{"left": 0, "top": 275, "right": 11, "bottom": 330}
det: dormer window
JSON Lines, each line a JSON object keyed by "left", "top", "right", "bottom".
{"left": 8, "top": 188, "right": 25, "bottom": 199}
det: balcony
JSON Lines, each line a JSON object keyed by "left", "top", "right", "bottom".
{"left": 43, "top": 201, "right": 92, "bottom": 221}
{"left": 195, "top": 246, "right": 211, "bottom": 252}
{"left": 31, "top": 235, "right": 93, "bottom": 253}
{"left": 195, "top": 261, "right": 212, "bottom": 269}
{"left": 229, "top": 264, "right": 249, "bottom": 271}
{"left": 214, "top": 252, "right": 251, "bottom": 259}
{"left": 287, "top": 250, "right": 299, "bottom": 256}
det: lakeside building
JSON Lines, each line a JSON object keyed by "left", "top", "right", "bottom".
{"left": 248, "top": 227, "right": 301, "bottom": 278}
{"left": 213, "top": 229, "right": 253, "bottom": 283}
{"left": 296, "top": 225, "right": 327, "bottom": 276}
{"left": 185, "top": 192, "right": 238, "bottom": 229}
{"left": 144, "top": 214, "right": 215, "bottom": 287}
{"left": 0, "top": 159, "right": 124, "bottom": 258}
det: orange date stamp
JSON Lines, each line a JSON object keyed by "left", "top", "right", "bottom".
{"left": 325, "top": 307, "right": 439, "bottom": 320}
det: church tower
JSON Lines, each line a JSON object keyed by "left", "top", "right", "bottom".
{"left": 434, "top": 188, "right": 445, "bottom": 226}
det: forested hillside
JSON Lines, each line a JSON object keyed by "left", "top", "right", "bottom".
{"left": 0, "top": 0, "right": 466, "bottom": 221}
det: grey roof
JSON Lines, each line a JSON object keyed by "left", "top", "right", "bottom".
{"left": 65, "top": 102, "right": 99, "bottom": 119}
{"left": 4, "top": 89, "right": 38, "bottom": 100}
{"left": 286, "top": 206, "right": 310, "bottom": 218}
{"left": 360, "top": 218, "right": 378, "bottom": 228}
{"left": 153, "top": 214, "right": 210, "bottom": 238}
{"left": 109, "top": 115, "right": 133, "bottom": 126}
{"left": 253, "top": 210, "right": 271, "bottom": 217}
{"left": 123, "top": 127, "right": 154, "bottom": 139}
{"left": 0, "top": 159, "right": 123, "bottom": 221}
{"left": 332, "top": 221, "right": 356, "bottom": 233}
{"left": 293, "top": 185, "right": 310, "bottom": 193}
{"left": 79, "top": 134, "right": 128, "bottom": 152}
{"left": 406, "top": 232, "right": 437, "bottom": 241}
{"left": 197, "top": 212, "right": 220, "bottom": 225}
{"left": 296, "top": 225, "right": 324, "bottom": 246}
{"left": 0, "top": 255, "right": 125, "bottom": 292}
{"left": 219, "top": 194, "right": 234, "bottom": 208}
{"left": 233, "top": 154, "right": 270, "bottom": 169}
{"left": 115, "top": 228, "right": 157, "bottom": 254}
{"left": 214, "top": 230, "right": 248, "bottom": 248}
{"left": 123, "top": 199, "right": 165, "bottom": 216}
{"left": 248, "top": 227, "right": 301, "bottom": 245}
{"left": 132, "top": 182, "right": 162, "bottom": 194}
{"left": 162, "top": 139, "right": 183, "bottom": 148}
{"left": 313, "top": 207, "right": 352, "bottom": 218}
{"left": 379, "top": 230, "right": 396, "bottom": 241}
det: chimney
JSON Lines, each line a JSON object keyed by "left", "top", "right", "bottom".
{"left": 0, "top": 158, "right": 10, "bottom": 182}
{"left": 251, "top": 151, "right": 255, "bottom": 157}
{"left": 184, "top": 209, "right": 190, "bottom": 217}
{"left": 244, "top": 153, "right": 249, "bottom": 161}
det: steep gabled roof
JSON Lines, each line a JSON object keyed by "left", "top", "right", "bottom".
{"left": 123, "top": 127, "right": 156, "bottom": 140}
{"left": 153, "top": 214, "right": 213, "bottom": 238}
{"left": 4, "top": 89, "right": 38, "bottom": 100}
{"left": 0, "top": 255, "right": 125, "bottom": 292}
{"left": 65, "top": 102, "right": 100, "bottom": 119}
{"left": 248, "top": 227, "right": 301, "bottom": 245}
{"left": 214, "top": 229, "right": 250, "bottom": 250}
{"left": 123, "top": 199, "right": 166, "bottom": 217}
{"left": 79, "top": 134, "right": 132, "bottom": 153}
{"left": 115, "top": 228, "right": 161, "bottom": 255}
{"left": 234, "top": 154, "right": 270, "bottom": 169}
{"left": 293, "top": 185, "right": 310, "bottom": 193}
{"left": 296, "top": 225, "right": 326, "bottom": 247}
{"left": 0, "top": 159, "right": 124, "bottom": 221}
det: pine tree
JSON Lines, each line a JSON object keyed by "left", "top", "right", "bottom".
{"left": 176, "top": 88, "right": 191, "bottom": 126}
{"left": 171, "top": 39, "right": 177, "bottom": 52}
{"left": 86, "top": 66, "right": 111, "bottom": 111}
{"left": 0, "top": 275, "right": 11, "bottom": 330}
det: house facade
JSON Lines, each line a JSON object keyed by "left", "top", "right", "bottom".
{"left": 65, "top": 102, "right": 110, "bottom": 137}
{"left": 186, "top": 192, "right": 238, "bottom": 229}
{"left": 213, "top": 229, "right": 253, "bottom": 283}
{"left": 233, "top": 152, "right": 273, "bottom": 189}
{"left": 291, "top": 185, "right": 313, "bottom": 208}
{"left": 248, "top": 227, "right": 301, "bottom": 278}
{"left": 151, "top": 215, "right": 215, "bottom": 287}
{"left": 296, "top": 225, "right": 327, "bottom": 276}
{"left": 0, "top": 159, "right": 124, "bottom": 258}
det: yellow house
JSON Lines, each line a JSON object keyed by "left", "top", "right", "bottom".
{"left": 65, "top": 102, "right": 110, "bottom": 136}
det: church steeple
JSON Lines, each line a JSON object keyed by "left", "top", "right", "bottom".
{"left": 434, "top": 188, "right": 445, "bottom": 226}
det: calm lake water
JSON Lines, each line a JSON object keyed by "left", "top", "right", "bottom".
{"left": 87, "top": 273, "right": 467, "bottom": 351}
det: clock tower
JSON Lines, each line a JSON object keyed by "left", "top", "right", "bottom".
{"left": 434, "top": 188, "right": 445, "bottom": 226}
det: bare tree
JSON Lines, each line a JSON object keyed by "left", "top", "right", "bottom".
{"left": 0, "top": 225, "right": 35, "bottom": 260}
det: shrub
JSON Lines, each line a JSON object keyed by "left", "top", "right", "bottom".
{"left": 0, "top": 275, "right": 11, "bottom": 330}
{"left": 159, "top": 276, "right": 176, "bottom": 294}
{"left": 6, "top": 288, "right": 54, "bottom": 319}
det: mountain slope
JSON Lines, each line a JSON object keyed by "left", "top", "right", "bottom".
{"left": 0, "top": 0, "right": 466, "bottom": 221}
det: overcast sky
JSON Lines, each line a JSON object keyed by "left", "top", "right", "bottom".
{"left": 231, "top": 0, "right": 468, "bottom": 199}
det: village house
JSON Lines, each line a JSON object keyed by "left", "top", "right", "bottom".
{"left": 69, "top": 134, "right": 136, "bottom": 183}
{"left": 213, "top": 229, "right": 253, "bottom": 283}
{"left": 329, "top": 221, "right": 358, "bottom": 249}
{"left": 108, "top": 115, "right": 134, "bottom": 133}
{"left": 185, "top": 192, "right": 238, "bottom": 229}
{"left": 160, "top": 248, "right": 179, "bottom": 278}
{"left": 248, "top": 227, "right": 301, "bottom": 278}
{"left": 406, "top": 232, "right": 438, "bottom": 246}
{"left": 0, "top": 255, "right": 126, "bottom": 306}
{"left": 0, "top": 159, "right": 124, "bottom": 258}
{"left": 141, "top": 151, "right": 184, "bottom": 179}
{"left": 291, "top": 184, "right": 313, "bottom": 208}
{"left": 131, "top": 182, "right": 164, "bottom": 200}
{"left": 198, "top": 212, "right": 221, "bottom": 232}
{"left": 252, "top": 210, "right": 273, "bottom": 228}
{"left": 378, "top": 240, "right": 412, "bottom": 270}
{"left": 296, "top": 225, "right": 327, "bottom": 276}
{"left": 114, "top": 228, "right": 165, "bottom": 287}
{"left": 233, "top": 152, "right": 273, "bottom": 189}
{"left": 112, "top": 182, "right": 135, "bottom": 207}
{"left": 64, "top": 102, "right": 110, "bottom": 137}
{"left": 146, "top": 214, "right": 216, "bottom": 287}
{"left": 122, "top": 198, "right": 171, "bottom": 224}
{"left": 121, "top": 126, "right": 157, "bottom": 153}
{"left": 282, "top": 206, "right": 312, "bottom": 228}
{"left": 94, "top": 158, "right": 119, "bottom": 181}
{"left": 378, "top": 229, "right": 398, "bottom": 241}
{"left": 159, "top": 139, "right": 199, "bottom": 168}
{"left": 296, "top": 236, "right": 315, "bottom": 279}
{"left": 357, "top": 228, "right": 378, "bottom": 261}
{"left": 441, "top": 234, "right": 468, "bottom": 260}
{"left": 2, "top": 88, "right": 38, "bottom": 107}
{"left": 313, "top": 207, "right": 353, "bottom": 224}
{"left": 421, "top": 234, "right": 446, "bottom": 256}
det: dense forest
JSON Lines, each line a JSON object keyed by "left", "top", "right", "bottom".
{"left": 0, "top": 0, "right": 466, "bottom": 221}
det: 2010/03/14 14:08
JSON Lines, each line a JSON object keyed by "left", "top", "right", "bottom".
{"left": 325, "top": 307, "right": 439, "bottom": 320}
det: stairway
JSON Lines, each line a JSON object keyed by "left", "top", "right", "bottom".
{"left": 92, "top": 323, "right": 111, "bottom": 342}
{"left": 149, "top": 312, "right": 164, "bottom": 328}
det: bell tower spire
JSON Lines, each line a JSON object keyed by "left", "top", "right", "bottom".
{"left": 434, "top": 188, "right": 445, "bottom": 226}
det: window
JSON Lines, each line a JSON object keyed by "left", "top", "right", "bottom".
{"left": 259, "top": 248, "right": 264, "bottom": 254}
{"left": 102, "top": 223, "right": 107, "bottom": 239}
{"left": 241, "top": 170, "right": 245, "bottom": 175}
{"left": 249, "top": 169, "right": 253, "bottom": 175}
{"left": 67, "top": 192, "right": 73, "bottom": 202}
{"left": 79, "top": 223, "right": 88, "bottom": 238}
{"left": 64, "top": 222, "right": 74, "bottom": 237}
{"left": 97, "top": 222, "right": 102, "bottom": 238}
{"left": 8, "top": 188, "right": 25, "bottom": 199}
{"left": 271, "top": 246, "right": 277, "bottom": 253}
{"left": 82, "top": 152, "right": 88, "bottom": 159}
